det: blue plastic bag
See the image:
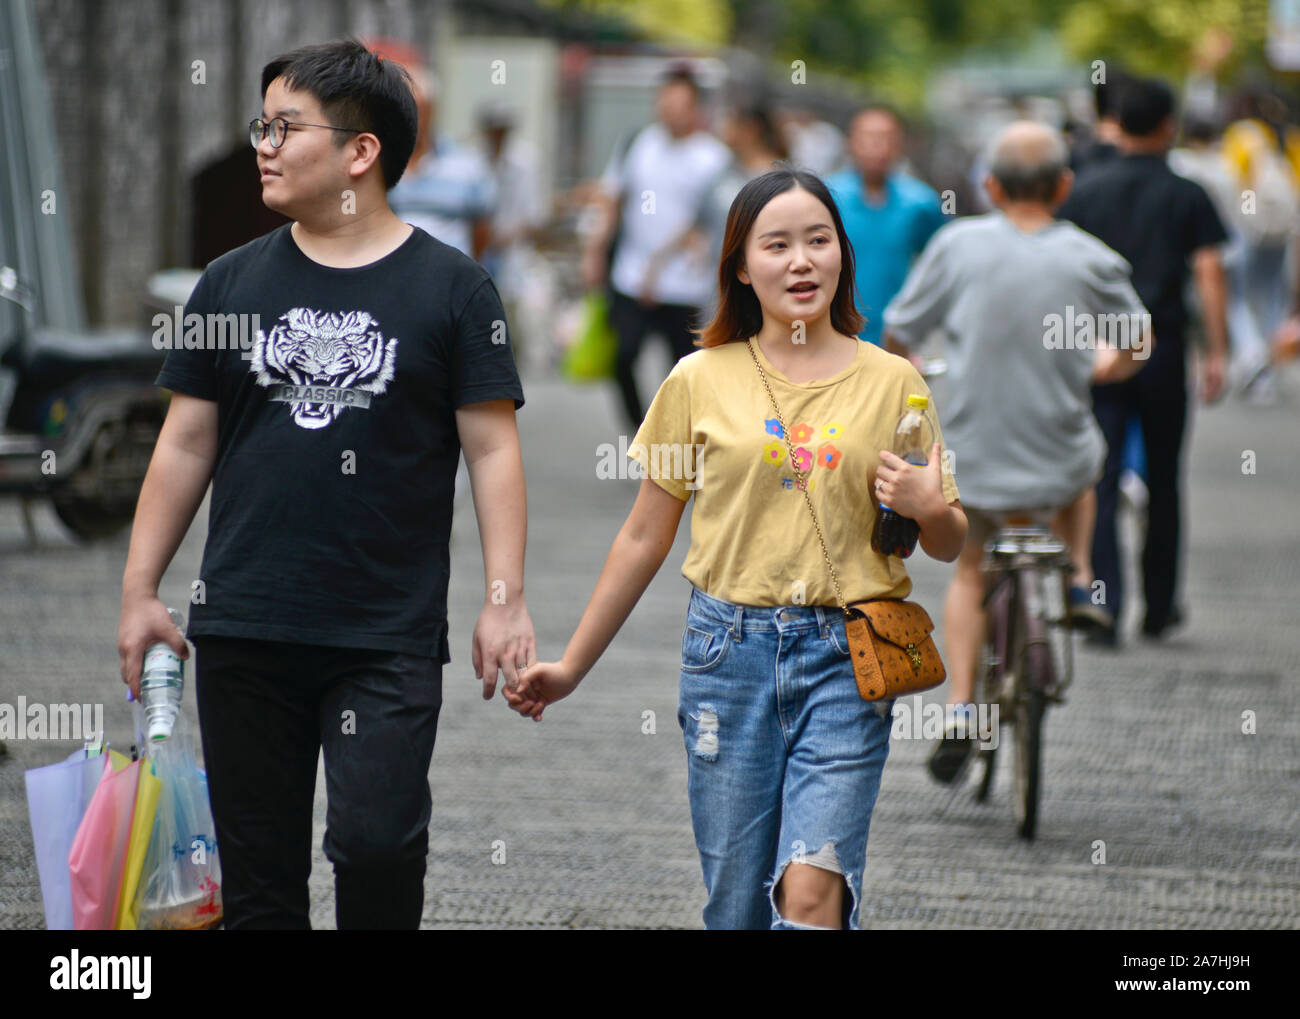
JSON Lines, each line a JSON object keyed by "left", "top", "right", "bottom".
{"left": 132, "top": 713, "right": 222, "bottom": 929}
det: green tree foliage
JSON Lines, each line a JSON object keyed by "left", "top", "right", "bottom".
{"left": 548, "top": 0, "right": 1274, "bottom": 110}
{"left": 1059, "top": 0, "right": 1268, "bottom": 80}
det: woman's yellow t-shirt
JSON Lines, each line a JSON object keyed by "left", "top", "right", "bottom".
{"left": 628, "top": 336, "right": 960, "bottom": 607}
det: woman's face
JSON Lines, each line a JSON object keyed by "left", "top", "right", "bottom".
{"left": 737, "top": 186, "right": 841, "bottom": 327}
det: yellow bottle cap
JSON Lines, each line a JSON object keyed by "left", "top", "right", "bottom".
{"left": 907, "top": 394, "right": 929, "bottom": 410}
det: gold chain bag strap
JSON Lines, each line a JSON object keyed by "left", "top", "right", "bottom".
{"left": 746, "top": 338, "right": 946, "bottom": 701}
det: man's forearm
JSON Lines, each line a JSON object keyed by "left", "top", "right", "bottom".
{"left": 465, "top": 444, "right": 527, "bottom": 602}
{"left": 1194, "top": 252, "right": 1229, "bottom": 356}
{"left": 121, "top": 442, "right": 213, "bottom": 598}
{"left": 583, "top": 193, "right": 618, "bottom": 260}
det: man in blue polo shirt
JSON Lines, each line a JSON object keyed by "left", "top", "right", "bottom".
{"left": 828, "top": 105, "right": 948, "bottom": 347}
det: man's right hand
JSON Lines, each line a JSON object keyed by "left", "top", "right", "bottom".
{"left": 118, "top": 594, "right": 188, "bottom": 701}
{"left": 581, "top": 247, "right": 606, "bottom": 292}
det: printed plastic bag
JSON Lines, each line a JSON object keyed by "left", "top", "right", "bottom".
{"left": 132, "top": 713, "right": 222, "bottom": 929}
{"left": 68, "top": 749, "right": 138, "bottom": 929}
{"left": 561, "top": 291, "right": 617, "bottom": 381}
{"left": 24, "top": 747, "right": 113, "bottom": 930}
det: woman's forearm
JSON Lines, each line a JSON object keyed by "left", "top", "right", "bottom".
{"left": 561, "top": 529, "right": 671, "bottom": 683}
{"left": 918, "top": 503, "right": 967, "bottom": 563}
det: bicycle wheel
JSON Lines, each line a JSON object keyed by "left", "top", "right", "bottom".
{"left": 975, "top": 738, "right": 997, "bottom": 802}
{"left": 1013, "top": 642, "right": 1049, "bottom": 839}
{"left": 977, "top": 605, "right": 1003, "bottom": 805}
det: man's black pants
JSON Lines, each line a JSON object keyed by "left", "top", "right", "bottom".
{"left": 1090, "top": 338, "right": 1189, "bottom": 635}
{"left": 193, "top": 636, "right": 442, "bottom": 929}
{"left": 608, "top": 287, "right": 702, "bottom": 428}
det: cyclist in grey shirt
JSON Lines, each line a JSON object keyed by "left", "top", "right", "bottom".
{"left": 883, "top": 121, "right": 1151, "bottom": 782}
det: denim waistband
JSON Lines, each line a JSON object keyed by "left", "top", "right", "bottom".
{"left": 687, "top": 585, "right": 844, "bottom": 640}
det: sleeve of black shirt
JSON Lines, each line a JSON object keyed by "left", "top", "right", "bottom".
{"left": 1183, "top": 179, "right": 1229, "bottom": 254}
{"left": 154, "top": 266, "right": 221, "bottom": 401}
{"left": 451, "top": 275, "right": 525, "bottom": 411}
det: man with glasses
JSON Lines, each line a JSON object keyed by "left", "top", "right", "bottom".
{"left": 117, "top": 38, "right": 532, "bottom": 929}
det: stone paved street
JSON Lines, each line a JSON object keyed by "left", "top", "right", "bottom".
{"left": 2, "top": 356, "right": 1297, "bottom": 929}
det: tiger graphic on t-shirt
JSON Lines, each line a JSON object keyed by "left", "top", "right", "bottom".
{"left": 250, "top": 307, "right": 398, "bottom": 430}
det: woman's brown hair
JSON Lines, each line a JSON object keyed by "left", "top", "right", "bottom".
{"left": 694, "top": 165, "right": 865, "bottom": 348}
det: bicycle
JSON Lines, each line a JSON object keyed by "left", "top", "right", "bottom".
{"left": 967, "top": 510, "right": 1076, "bottom": 840}
{"left": 913, "top": 355, "right": 1078, "bottom": 840}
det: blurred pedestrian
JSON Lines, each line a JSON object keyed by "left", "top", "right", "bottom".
{"left": 580, "top": 62, "right": 731, "bottom": 429}
{"left": 1070, "top": 69, "right": 1132, "bottom": 177}
{"left": 477, "top": 100, "right": 544, "bottom": 286}
{"left": 827, "top": 105, "right": 948, "bottom": 348}
{"left": 476, "top": 100, "right": 546, "bottom": 364}
{"left": 1057, "top": 77, "right": 1229, "bottom": 645}
{"left": 1170, "top": 116, "right": 1260, "bottom": 404}
{"left": 1071, "top": 70, "right": 1151, "bottom": 515}
{"left": 686, "top": 101, "right": 788, "bottom": 321}
{"left": 386, "top": 64, "right": 495, "bottom": 259}
{"left": 1220, "top": 88, "right": 1300, "bottom": 402}
{"left": 884, "top": 121, "right": 1150, "bottom": 780}
{"left": 781, "top": 107, "right": 846, "bottom": 177}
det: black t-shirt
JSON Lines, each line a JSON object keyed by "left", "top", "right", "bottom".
{"left": 156, "top": 224, "right": 524, "bottom": 660}
{"left": 1069, "top": 137, "right": 1118, "bottom": 176}
{"left": 1057, "top": 153, "right": 1228, "bottom": 341}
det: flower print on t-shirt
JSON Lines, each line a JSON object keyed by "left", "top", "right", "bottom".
{"left": 760, "top": 416, "right": 843, "bottom": 493}
{"left": 816, "top": 444, "right": 842, "bottom": 469}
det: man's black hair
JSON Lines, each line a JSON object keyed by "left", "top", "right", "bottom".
{"left": 1118, "top": 77, "right": 1176, "bottom": 138}
{"left": 659, "top": 60, "right": 701, "bottom": 100}
{"left": 1094, "top": 67, "right": 1132, "bottom": 121}
{"left": 261, "top": 38, "right": 418, "bottom": 188}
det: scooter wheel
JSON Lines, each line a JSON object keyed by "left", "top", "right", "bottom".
{"left": 51, "top": 495, "right": 135, "bottom": 540}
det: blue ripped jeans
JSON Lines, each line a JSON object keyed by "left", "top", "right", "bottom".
{"left": 677, "top": 586, "right": 893, "bottom": 930}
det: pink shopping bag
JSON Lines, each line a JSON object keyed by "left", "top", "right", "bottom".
{"left": 68, "top": 751, "right": 140, "bottom": 929}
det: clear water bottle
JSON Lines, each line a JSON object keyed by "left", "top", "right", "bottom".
{"left": 141, "top": 608, "right": 186, "bottom": 743}
{"left": 871, "top": 394, "right": 935, "bottom": 559}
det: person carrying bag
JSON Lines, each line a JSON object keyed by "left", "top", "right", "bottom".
{"left": 507, "top": 166, "right": 966, "bottom": 929}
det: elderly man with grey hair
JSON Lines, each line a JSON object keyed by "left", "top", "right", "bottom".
{"left": 883, "top": 120, "right": 1154, "bottom": 784}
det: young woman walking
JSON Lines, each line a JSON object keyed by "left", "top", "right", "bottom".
{"left": 507, "top": 167, "right": 966, "bottom": 929}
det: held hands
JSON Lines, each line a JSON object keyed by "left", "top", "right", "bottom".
{"left": 473, "top": 598, "right": 537, "bottom": 701}
{"left": 502, "top": 658, "right": 582, "bottom": 721}
{"left": 875, "top": 442, "right": 948, "bottom": 527}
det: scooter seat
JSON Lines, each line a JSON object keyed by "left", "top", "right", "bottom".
{"left": 5, "top": 326, "right": 165, "bottom": 385}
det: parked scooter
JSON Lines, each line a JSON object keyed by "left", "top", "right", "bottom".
{"left": 0, "top": 266, "right": 169, "bottom": 541}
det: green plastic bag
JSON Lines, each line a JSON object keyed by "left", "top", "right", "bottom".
{"left": 562, "top": 292, "right": 617, "bottom": 382}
